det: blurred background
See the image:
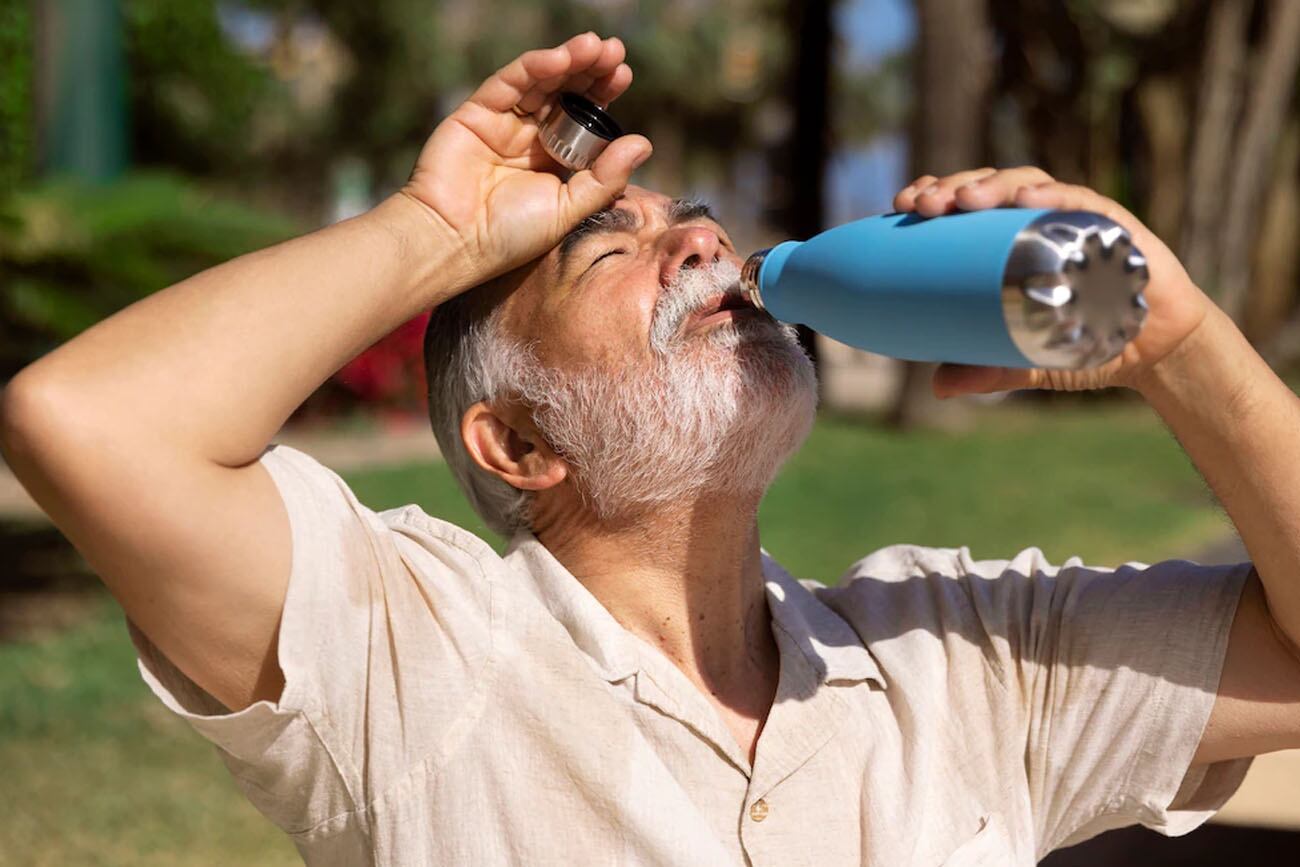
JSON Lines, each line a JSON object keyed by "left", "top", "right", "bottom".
{"left": 1, "top": 0, "right": 1298, "bottom": 863}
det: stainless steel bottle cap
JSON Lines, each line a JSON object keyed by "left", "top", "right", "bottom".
{"left": 1002, "top": 211, "right": 1149, "bottom": 369}
{"left": 537, "top": 92, "right": 623, "bottom": 173}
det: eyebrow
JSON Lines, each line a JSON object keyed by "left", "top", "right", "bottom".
{"left": 556, "top": 196, "right": 722, "bottom": 278}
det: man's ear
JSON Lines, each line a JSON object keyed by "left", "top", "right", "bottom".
{"left": 461, "top": 400, "right": 567, "bottom": 492}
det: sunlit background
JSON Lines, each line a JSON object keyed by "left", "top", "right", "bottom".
{"left": 1, "top": 1, "right": 1298, "bottom": 863}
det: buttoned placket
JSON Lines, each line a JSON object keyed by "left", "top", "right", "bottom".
{"left": 734, "top": 561, "right": 888, "bottom": 866}
{"left": 507, "top": 535, "right": 888, "bottom": 864}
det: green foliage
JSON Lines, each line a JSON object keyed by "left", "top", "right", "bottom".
{"left": 122, "top": 0, "right": 281, "bottom": 175}
{"left": 0, "top": 0, "right": 33, "bottom": 190}
{"left": 304, "top": 0, "right": 458, "bottom": 191}
{"left": 0, "top": 172, "right": 295, "bottom": 377}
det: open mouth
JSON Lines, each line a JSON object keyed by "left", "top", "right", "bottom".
{"left": 687, "top": 291, "right": 761, "bottom": 330}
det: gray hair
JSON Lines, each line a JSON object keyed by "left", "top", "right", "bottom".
{"left": 422, "top": 291, "right": 532, "bottom": 536}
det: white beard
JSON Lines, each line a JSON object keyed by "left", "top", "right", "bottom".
{"left": 510, "top": 260, "right": 818, "bottom": 522}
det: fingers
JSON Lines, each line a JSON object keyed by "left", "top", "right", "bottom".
{"left": 1011, "top": 181, "right": 1139, "bottom": 229}
{"left": 904, "top": 167, "right": 993, "bottom": 214}
{"left": 471, "top": 32, "right": 616, "bottom": 114}
{"left": 893, "top": 175, "right": 937, "bottom": 212}
{"left": 560, "top": 134, "right": 653, "bottom": 223}
{"left": 520, "top": 36, "right": 625, "bottom": 114}
{"left": 552, "top": 37, "right": 626, "bottom": 106}
{"left": 894, "top": 167, "right": 1056, "bottom": 216}
{"left": 585, "top": 63, "right": 633, "bottom": 108}
{"left": 949, "top": 166, "right": 1053, "bottom": 213}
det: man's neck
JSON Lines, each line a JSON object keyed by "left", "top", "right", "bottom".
{"left": 534, "top": 492, "right": 779, "bottom": 724}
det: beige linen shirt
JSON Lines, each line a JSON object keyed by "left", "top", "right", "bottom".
{"left": 132, "top": 445, "right": 1253, "bottom": 866}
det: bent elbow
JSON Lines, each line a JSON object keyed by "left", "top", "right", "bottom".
{"left": 0, "top": 371, "right": 79, "bottom": 475}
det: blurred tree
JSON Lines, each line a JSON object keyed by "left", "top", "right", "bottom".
{"left": 122, "top": 0, "right": 281, "bottom": 180}
{"left": 991, "top": 0, "right": 1299, "bottom": 346}
{"left": 884, "top": 0, "right": 1300, "bottom": 430}
{"left": 768, "top": 0, "right": 836, "bottom": 375}
{"left": 288, "top": 0, "right": 452, "bottom": 203}
{"left": 0, "top": 0, "right": 34, "bottom": 192}
{"left": 0, "top": 174, "right": 294, "bottom": 378}
{"left": 445, "top": 0, "right": 791, "bottom": 200}
{"left": 888, "top": 0, "right": 994, "bottom": 430}
{"left": 1181, "top": 0, "right": 1250, "bottom": 288}
{"left": 1210, "top": 0, "right": 1300, "bottom": 325}
{"left": 35, "top": 0, "right": 129, "bottom": 180}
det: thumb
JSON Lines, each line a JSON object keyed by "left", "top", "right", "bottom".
{"left": 560, "top": 134, "right": 652, "bottom": 222}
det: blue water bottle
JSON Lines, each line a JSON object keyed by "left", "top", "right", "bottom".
{"left": 738, "top": 209, "right": 1150, "bottom": 369}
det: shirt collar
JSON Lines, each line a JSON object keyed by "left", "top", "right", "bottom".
{"left": 504, "top": 532, "right": 885, "bottom": 690}
{"left": 761, "top": 554, "right": 887, "bottom": 689}
{"left": 504, "top": 532, "right": 641, "bottom": 682}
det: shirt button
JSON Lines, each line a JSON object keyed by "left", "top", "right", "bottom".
{"left": 749, "top": 799, "right": 769, "bottom": 822}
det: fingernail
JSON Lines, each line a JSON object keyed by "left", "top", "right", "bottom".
{"left": 959, "top": 180, "right": 981, "bottom": 191}
{"left": 921, "top": 183, "right": 940, "bottom": 196}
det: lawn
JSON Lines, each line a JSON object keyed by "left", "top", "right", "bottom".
{"left": 0, "top": 403, "right": 1230, "bottom": 864}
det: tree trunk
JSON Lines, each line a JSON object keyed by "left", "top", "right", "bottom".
{"left": 1134, "top": 75, "right": 1187, "bottom": 249}
{"left": 770, "top": 0, "right": 834, "bottom": 375}
{"left": 888, "top": 0, "right": 994, "bottom": 430}
{"left": 1181, "top": 0, "right": 1251, "bottom": 290}
{"left": 1246, "top": 119, "right": 1299, "bottom": 344}
{"left": 988, "top": 0, "right": 1090, "bottom": 184}
{"left": 1216, "top": 0, "right": 1300, "bottom": 322}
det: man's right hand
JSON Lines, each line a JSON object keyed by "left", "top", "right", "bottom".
{"left": 403, "top": 33, "right": 652, "bottom": 289}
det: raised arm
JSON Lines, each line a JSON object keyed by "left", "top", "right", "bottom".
{"left": 0, "top": 33, "right": 650, "bottom": 712}
{"left": 893, "top": 167, "right": 1300, "bottom": 765}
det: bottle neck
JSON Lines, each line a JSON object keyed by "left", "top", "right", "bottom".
{"left": 739, "top": 248, "right": 770, "bottom": 310}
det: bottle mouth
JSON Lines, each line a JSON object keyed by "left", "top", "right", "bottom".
{"left": 739, "top": 249, "right": 769, "bottom": 310}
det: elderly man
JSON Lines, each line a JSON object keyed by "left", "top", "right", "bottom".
{"left": 4, "top": 33, "right": 1300, "bottom": 866}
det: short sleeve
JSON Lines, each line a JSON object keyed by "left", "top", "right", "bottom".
{"left": 957, "top": 547, "right": 1253, "bottom": 854}
{"left": 129, "top": 444, "right": 497, "bottom": 838}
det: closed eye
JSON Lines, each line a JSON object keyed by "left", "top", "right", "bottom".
{"left": 586, "top": 248, "right": 626, "bottom": 271}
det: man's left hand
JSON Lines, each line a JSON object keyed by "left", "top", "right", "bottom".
{"left": 892, "top": 167, "right": 1214, "bottom": 397}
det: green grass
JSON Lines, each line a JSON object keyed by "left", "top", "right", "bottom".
{"left": 0, "top": 405, "right": 1228, "bottom": 864}
{"left": 761, "top": 405, "right": 1226, "bottom": 580}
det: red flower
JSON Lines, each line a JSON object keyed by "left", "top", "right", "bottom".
{"left": 334, "top": 311, "right": 431, "bottom": 409}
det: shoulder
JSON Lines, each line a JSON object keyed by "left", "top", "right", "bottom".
{"left": 261, "top": 443, "right": 511, "bottom": 637}
{"left": 817, "top": 543, "right": 1067, "bottom": 611}
{"left": 812, "top": 544, "right": 1068, "bottom": 690}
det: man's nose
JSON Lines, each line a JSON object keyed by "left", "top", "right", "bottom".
{"left": 658, "top": 226, "right": 722, "bottom": 285}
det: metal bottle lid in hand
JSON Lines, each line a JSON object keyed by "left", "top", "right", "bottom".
{"left": 537, "top": 92, "right": 623, "bottom": 173}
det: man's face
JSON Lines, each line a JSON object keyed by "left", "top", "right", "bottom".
{"left": 489, "top": 184, "right": 817, "bottom": 520}
{"left": 501, "top": 185, "right": 751, "bottom": 368}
